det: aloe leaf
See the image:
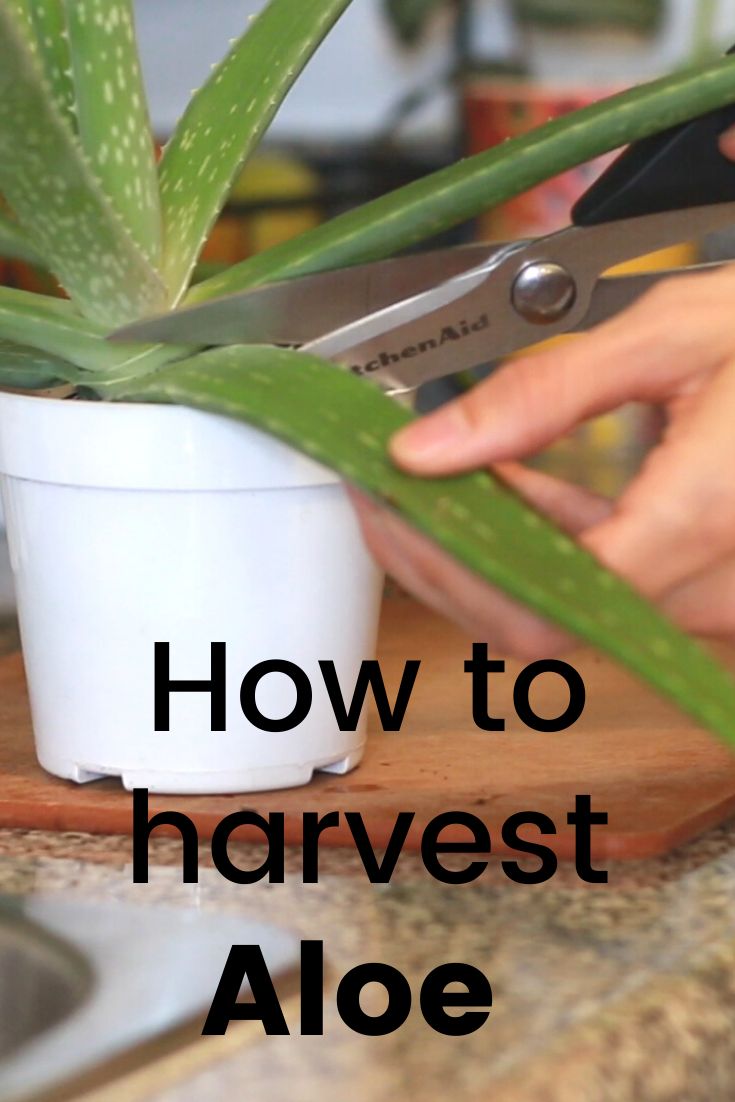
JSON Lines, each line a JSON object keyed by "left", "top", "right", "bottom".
{"left": 0, "top": 210, "right": 44, "bottom": 264}
{"left": 6, "top": 0, "right": 32, "bottom": 41}
{"left": 0, "top": 1, "right": 166, "bottom": 326}
{"left": 117, "top": 349, "right": 735, "bottom": 746}
{"left": 0, "top": 285, "right": 167, "bottom": 372}
{"left": 158, "top": 0, "right": 351, "bottom": 304}
{"left": 190, "top": 54, "right": 735, "bottom": 304}
{"left": 30, "top": 1, "right": 76, "bottom": 130}
{"left": 0, "top": 339, "right": 84, "bottom": 387}
{"left": 514, "top": 0, "right": 664, "bottom": 34}
{"left": 64, "top": 0, "right": 161, "bottom": 265}
{"left": 0, "top": 285, "right": 193, "bottom": 384}
{"left": 691, "top": 0, "right": 718, "bottom": 64}
{"left": 383, "top": 0, "right": 445, "bottom": 45}
{"left": 7, "top": 0, "right": 76, "bottom": 128}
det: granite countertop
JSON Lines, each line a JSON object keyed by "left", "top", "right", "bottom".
{"left": 3, "top": 600, "right": 735, "bottom": 1101}
{"left": 3, "top": 814, "right": 735, "bottom": 1100}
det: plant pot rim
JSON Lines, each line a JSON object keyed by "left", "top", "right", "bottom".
{"left": 0, "top": 386, "right": 336, "bottom": 492}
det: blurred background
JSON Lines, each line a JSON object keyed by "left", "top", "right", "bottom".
{"left": 7, "top": 0, "right": 734, "bottom": 294}
{"left": 2, "top": 0, "right": 735, "bottom": 611}
{"left": 134, "top": 0, "right": 733, "bottom": 141}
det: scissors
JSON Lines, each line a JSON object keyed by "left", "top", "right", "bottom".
{"left": 113, "top": 102, "right": 735, "bottom": 395}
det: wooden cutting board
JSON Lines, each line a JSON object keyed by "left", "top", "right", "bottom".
{"left": 2, "top": 594, "right": 735, "bottom": 861}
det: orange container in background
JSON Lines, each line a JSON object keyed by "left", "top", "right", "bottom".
{"left": 464, "top": 79, "right": 620, "bottom": 240}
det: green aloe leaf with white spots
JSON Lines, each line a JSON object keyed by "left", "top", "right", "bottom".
{"left": 0, "top": 285, "right": 173, "bottom": 373}
{"left": 30, "top": 1, "right": 76, "bottom": 131}
{"left": 0, "top": 210, "right": 44, "bottom": 264}
{"left": 118, "top": 350, "right": 735, "bottom": 749}
{"left": 0, "top": 0, "right": 165, "bottom": 326}
{"left": 158, "top": 0, "right": 352, "bottom": 304}
{"left": 0, "top": 339, "right": 85, "bottom": 388}
{"left": 6, "top": 0, "right": 33, "bottom": 43}
{"left": 6, "top": 0, "right": 76, "bottom": 128}
{"left": 189, "top": 54, "right": 735, "bottom": 303}
{"left": 65, "top": 0, "right": 161, "bottom": 265}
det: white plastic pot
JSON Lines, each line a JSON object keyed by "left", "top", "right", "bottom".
{"left": 0, "top": 391, "right": 383, "bottom": 794}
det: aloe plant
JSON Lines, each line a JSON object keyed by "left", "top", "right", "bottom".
{"left": 383, "top": 0, "right": 665, "bottom": 48}
{"left": 513, "top": 0, "right": 664, "bottom": 34}
{"left": 383, "top": 0, "right": 446, "bottom": 46}
{"left": 2, "top": 0, "right": 735, "bottom": 745}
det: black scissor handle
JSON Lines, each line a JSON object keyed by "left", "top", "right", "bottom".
{"left": 572, "top": 49, "right": 735, "bottom": 226}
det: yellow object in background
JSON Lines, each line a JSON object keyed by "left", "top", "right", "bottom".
{"left": 606, "top": 241, "right": 697, "bottom": 275}
{"left": 231, "top": 150, "right": 321, "bottom": 255}
{"left": 201, "top": 150, "right": 321, "bottom": 268}
{"left": 506, "top": 242, "right": 698, "bottom": 363}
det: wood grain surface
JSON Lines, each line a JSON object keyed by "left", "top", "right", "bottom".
{"left": 1, "top": 595, "right": 735, "bottom": 860}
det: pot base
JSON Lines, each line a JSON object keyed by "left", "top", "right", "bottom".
{"left": 36, "top": 747, "right": 365, "bottom": 795}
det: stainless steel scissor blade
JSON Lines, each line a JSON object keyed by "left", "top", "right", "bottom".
{"left": 300, "top": 200, "right": 735, "bottom": 393}
{"left": 112, "top": 242, "right": 515, "bottom": 347}
{"left": 111, "top": 81, "right": 735, "bottom": 393}
{"left": 110, "top": 201, "right": 735, "bottom": 395}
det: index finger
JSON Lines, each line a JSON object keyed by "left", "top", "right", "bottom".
{"left": 390, "top": 267, "right": 735, "bottom": 475}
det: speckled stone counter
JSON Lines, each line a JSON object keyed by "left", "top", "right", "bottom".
{"left": 3, "top": 604, "right": 735, "bottom": 1102}
{"left": 3, "top": 821, "right": 735, "bottom": 1102}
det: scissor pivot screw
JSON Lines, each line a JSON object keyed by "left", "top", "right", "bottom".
{"left": 512, "top": 262, "right": 576, "bottom": 325}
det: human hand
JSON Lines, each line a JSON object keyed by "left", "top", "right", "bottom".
{"left": 352, "top": 174, "right": 735, "bottom": 658}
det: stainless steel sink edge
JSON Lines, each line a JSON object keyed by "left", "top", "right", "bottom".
{"left": 0, "top": 894, "right": 300, "bottom": 1102}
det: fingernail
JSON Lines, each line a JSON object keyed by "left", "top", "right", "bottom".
{"left": 391, "top": 409, "right": 466, "bottom": 465}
